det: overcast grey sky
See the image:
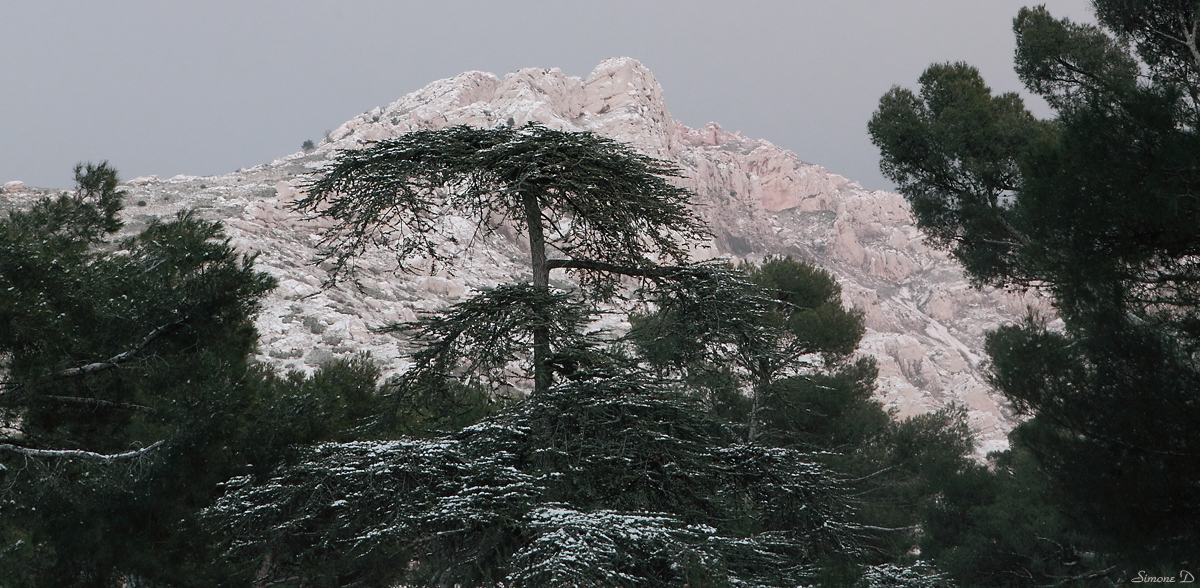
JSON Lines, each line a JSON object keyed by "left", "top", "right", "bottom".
{"left": 2, "top": 1, "right": 1094, "bottom": 191}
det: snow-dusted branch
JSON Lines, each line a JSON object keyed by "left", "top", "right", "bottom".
{"left": 43, "top": 395, "right": 154, "bottom": 412}
{"left": 50, "top": 319, "right": 186, "bottom": 381}
{"left": 0, "top": 439, "right": 164, "bottom": 461}
{"left": 546, "top": 258, "right": 683, "bottom": 278}
{"left": 1180, "top": 13, "right": 1200, "bottom": 74}
{"left": 0, "top": 320, "right": 185, "bottom": 406}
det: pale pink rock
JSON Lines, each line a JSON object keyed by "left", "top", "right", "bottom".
{"left": 868, "top": 250, "right": 914, "bottom": 282}
{"left": 492, "top": 67, "right": 585, "bottom": 126}
{"left": 832, "top": 219, "right": 866, "bottom": 266}
{"left": 275, "top": 180, "right": 298, "bottom": 201}
{"left": 102, "top": 58, "right": 1036, "bottom": 455}
{"left": 422, "top": 276, "right": 464, "bottom": 298}
{"left": 924, "top": 292, "right": 960, "bottom": 323}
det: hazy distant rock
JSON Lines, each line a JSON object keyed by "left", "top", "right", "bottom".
{"left": 4, "top": 58, "right": 1041, "bottom": 454}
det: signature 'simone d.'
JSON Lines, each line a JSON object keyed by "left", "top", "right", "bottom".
{"left": 1132, "top": 570, "right": 1195, "bottom": 583}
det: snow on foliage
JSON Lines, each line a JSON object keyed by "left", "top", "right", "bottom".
{"left": 861, "top": 561, "right": 955, "bottom": 588}
{"left": 509, "top": 506, "right": 721, "bottom": 586}
{"left": 204, "top": 377, "right": 863, "bottom": 586}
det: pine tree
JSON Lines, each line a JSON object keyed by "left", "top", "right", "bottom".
{"left": 204, "top": 129, "right": 972, "bottom": 586}
{"left": 0, "top": 164, "right": 387, "bottom": 586}
{"left": 627, "top": 256, "right": 869, "bottom": 444}
{"left": 206, "top": 375, "right": 860, "bottom": 587}
{"left": 628, "top": 256, "right": 988, "bottom": 569}
{"left": 869, "top": 2, "right": 1200, "bottom": 573}
{"left": 295, "top": 123, "right": 707, "bottom": 394}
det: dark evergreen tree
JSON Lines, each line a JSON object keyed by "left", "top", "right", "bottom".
{"left": 295, "top": 123, "right": 707, "bottom": 394}
{"left": 0, "top": 164, "right": 387, "bottom": 586}
{"left": 0, "top": 163, "right": 267, "bottom": 585}
{"left": 628, "top": 256, "right": 869, "bottom": 442}
{"left": 629, "top": 256, "right": 985, "bottom": 570}
{"left": 207, "top": 130, "right": 962, "bottom": 586}
{"left": 847, "top": 408, "right": 978, "bottom": 565}
{"left": 206, "top": 375, "right": 860, "bottom": 587}
{"left": 918, "top": 432, "right": 1116, "bottom": 588}
{"left": 869, "top": 1, "right": 1200, "bottom": 575}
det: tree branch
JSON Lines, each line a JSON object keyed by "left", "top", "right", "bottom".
{"left": 50, "top": 320, "right": 186, "bottom": 381}
{"left": 547, "top": 258, "right": 684, "bottom": 278}
{"left": 1173, "top": 13, "right": 1200, "bottom": 73}
{"left": 43, "top": 395, "right": 154, "bottom": 412}
{"left": 1051, "top": 565, "right": 1117, "bottom": 586}
{"left": 851, "top": 523, "right": 921, "bottom": 532}
{"left": 1129, "top": 272, "right": 1200, "bottom": 284}
{"left": 843, "top": 466, "right": 896, "bottom": 484}
{"left": 0, "top": 320, "right": 188, "bottom": 404}
{"left": 0, "top": 439, "right": 164, "bottom": 461}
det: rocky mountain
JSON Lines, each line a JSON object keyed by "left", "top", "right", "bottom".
{"left": 2, "top": 58, "right": 1047, "bottom": 453}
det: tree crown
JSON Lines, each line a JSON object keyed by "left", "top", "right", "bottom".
{"left": 297, "top": 123, "right": 707, "bottom": 293}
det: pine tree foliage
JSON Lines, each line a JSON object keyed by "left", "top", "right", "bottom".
{"left": 869, "top": 0, "right": 1200, "bottom": 573}
{"left": 867, "top": 62, "right": 1047, "bottom": 286}
{"left": 206, "top": 376, "right": 859, "bottom": 587}
{"left": 0, "top": 163, "right": 282, "bottom": 584}
{"left": 917, "top": 438, "right": 1118, "bottom": 587}
{"left": 833, "top": 408, "right": 977, "bottom": 565}
{"left": 212, "top": 437, "right": 536, "bottom": 586}
{"left": 0, "top": 162, "right": 271, "bottom": 460}
{"left": 265, "top": 353, "right": 398, "bottom": 444}
{"left": 624, "top": 255, "right": 975, "bottom": 569}
{"left": 1092, "top": 0, "right": 1200, "bottom": 111}
{"left": 297, "top": 123, "right": 709, "bottom": 394}
{"left": 377, "top": 283, "right": 601, "bottom": 393}
{"left": 364, "top": 282, "right": 613, "bottom": 439}
{"left": 296, "top": 123, "right": 706, "bottom": 292}
{"left": 860, "top": 561, "right": 955, "bottom": 588}
{"left": 629, "top": 263, "right": 782, "bottom": 377}
{"left": 0, "top": 164, "right": 406, "bottom": 586}
{"left": 628, "top": 256, "right": 867, "bottom": 442}
{"left": 508, "top": 506, "right": 723, "bottom": 587}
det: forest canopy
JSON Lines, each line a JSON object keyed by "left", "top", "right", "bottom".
{"left": 0, "top": 122, "right": 984, "bottom": 586}
{"left": 870, "top": 1, "right": 1200, "bottom": 582}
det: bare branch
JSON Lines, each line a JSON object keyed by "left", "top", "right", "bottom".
{"left": 851, "top": 523, "right": 921, "bottom": 532}
{"left": 43, "top": 395, "right": 154, "bottom": 412}
{"left": 0, "top": 319, "right": 188, "bottom": 405}
{"left": 50, "top": 320, "right": 186, "bottom": 381}
{"left": 843, "top": 466, "right": 896, "bottom": 484}
{"left": 0, "top": 439, "right": 164, "bottom": 461}
{"left": 546, "top": 258, "right": 684, "bottom": 278}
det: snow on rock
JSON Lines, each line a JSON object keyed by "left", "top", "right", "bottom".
{"left": 21, "top": 57, "right": 1040, "bottom": 454}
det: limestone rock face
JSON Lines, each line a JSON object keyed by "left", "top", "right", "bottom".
{"left": 3, "top": 58, "right": 1040, "bottom": 454}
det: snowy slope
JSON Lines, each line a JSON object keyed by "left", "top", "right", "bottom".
{"left": 3, "top": 58, "right": 1044, "bottom": 453}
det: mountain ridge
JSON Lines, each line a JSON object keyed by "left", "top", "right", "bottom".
{"left": 2, "top": 57, "right": 1045, "bottom": 453}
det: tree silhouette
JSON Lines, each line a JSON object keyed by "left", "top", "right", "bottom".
{"left": 296, "top": 123, "right": 707, "bottom": 393}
